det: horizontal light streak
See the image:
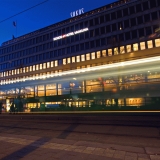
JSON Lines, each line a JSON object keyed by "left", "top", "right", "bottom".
{"left": 1, "top": 56, "right": 160, "bottom": 85}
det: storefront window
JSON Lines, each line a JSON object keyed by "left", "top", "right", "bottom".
{"left": 46, "top": 84, "right": 57, "bottom": 96}
{"left": 140, "top": 42, "right": 145, "bottom": 50}
{"left": 67, "top": 58, "right": 71, "bottom": 64}
{"left": 155, "top": 39, "right": 160, "bottom": 47}
{"left": 91, "top": 52, "right": 95, "bottom": 59}
{"left": 147, "top": 40, "right": 153, "bottom": 48}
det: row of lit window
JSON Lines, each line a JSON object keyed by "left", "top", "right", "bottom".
{"left": 0, "top": 39, "right": 160, "bottom": 84}
{"left": 0, "top": 60, "right": 58, "bottom": 77}
{"left": 62, "top": 39, "right": 160, "bottom": 64}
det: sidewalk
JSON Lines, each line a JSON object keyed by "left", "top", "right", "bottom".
{"left": 0, "top": 132, "right": 160, "bottom": 160}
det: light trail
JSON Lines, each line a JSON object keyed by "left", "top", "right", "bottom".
{"left": 2, "top": 55, "right": 160, "bottom": 85}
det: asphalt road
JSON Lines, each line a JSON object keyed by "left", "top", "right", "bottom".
{"left": 0, "top": 112, "right": 160, "bottom": 160}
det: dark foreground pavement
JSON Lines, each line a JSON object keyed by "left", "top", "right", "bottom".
{"left": 0, "top": 112, "right": 160, "bottom": 160}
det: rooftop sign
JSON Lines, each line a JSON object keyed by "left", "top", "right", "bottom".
{"left": 53, "top": 28, "right": 89, "bottom": 41}
{"left": 70, "top": 8, "right": 84, "bottom": 17}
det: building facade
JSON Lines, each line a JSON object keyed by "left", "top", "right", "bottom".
{"left": 0, "top": 0, "right": 160, "bottom": 111}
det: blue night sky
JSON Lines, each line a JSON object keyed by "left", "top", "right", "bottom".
{"left": 0, "top": 0, "right": 116, "bottom": 45}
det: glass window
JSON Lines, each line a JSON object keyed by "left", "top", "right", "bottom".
{"left": 86, "top": 53, "right": 90, "bottom": 60}
{"left": 17, "top": 69, "right": 19, "bottom": 74}
{"left": 29, "top": 66, "right": 32, "bottom": 72}
{"left": 36, "top": 64, "right": 39, "bottom": 70}
{"left": 140, "top": 42, "right": 145, "bottom": 50}
{"left": 114, "top": 48, "right": 118, "bottom": 55}
{"left": 91, "top": 52, "right": 95, "bottom": 59}
{"left": 63, "top": 58, "right": 66, "bottom": 65}
{"left": 147, "top": 40, "right": 153, "bottom": 48}
{"left": 47, "top": 62, "right": 50, "bottom": 68}
{"left": 81, "top": 55, "right": 85, "bottom": 61}
{"left": 43, "top": 63, "right": 46, "bottom": 69}
{"left": 40, "top": 64, "right": 42, "bottom": 69}
{"left": 102, "top": 50, "right": 106, "bottom": 57}
{"left": 108, "top": 49, "right": 112, "bottom": 56}
{"left": 126, "top": 45, "right": 131, "bottom": 52}
{"left": 72, "top": 57, "right": 75, "bottom": 63}
{"left": 120, "top": 46, "right": 125, "bottom": 54}
{"left": 96, "top": 51, "right": 101, "bottom": 58}
{"left": 155, "top": 39, "right": 160, "bottom": 47}
{"left": 33, "top": 65, "right": 35, "bottom": 71}
{"left": 76, "top": 55, "right": 80, "bottom": 62}
{"left": 133, "top": 43, "right": 138, "bottom": 51}
{"left": 67, "top": 57, "right": 71, "bottom": 64}
{"left": 55, "top": 60, "right": 58, "bottom": 66}
{"left": 51, "top": 61, "right": 54, "bottom": 67}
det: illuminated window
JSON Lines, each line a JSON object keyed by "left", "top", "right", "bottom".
{"left": 36, "top": 64, "right": 39, "bottom": 70}
{"left": 47, "top": 62, "right": 50, "bottom": 68}
{"left": 108, "top": 49, "right": 112, "bottom": 56}
{"left": 33, "top": 65, "right": 35, "bottom": 71}
{"left": 43, "top": 63, "right": 46, "bottom": 69}
{"left": 12, "top": 70, "right": 14, "bottom": 75}
{"left": 91, "top": 52, "right": 95, "bottom": 59}
{"left": 140, "top": 42, "right": 145, "bottom": 50}
{"left": 23, "top": 68, "right": 25, "bottom": 73}
{"left": 55, "top": 60, "right": 58, "bottom": 66}
{"left": 67, "top": 57, "right": 71, "bottom": 64}
{"left": 72, "top": 57, "right": 75, "bottom": 63}
{"left": 114, "top": 48, "right": 118, "bottom": 55}
{"left": 126, "top": 45, "right": 131, "bottom": 52}
{"left": 51, "top": 61, "right": 54, "bottom": 67}
{"left": 63, "top": 58, "right": 66, "bottom": 65}
{"left": 96, "top": 51, "right": 101, "bottom": 58}
{"left": 102, "top": 50, "right": 106, "bottom": 57}
{"left": 81, "top": 55, "right": 85, "bottom": 61}
{"left": 155, "top": 39, "right": 160, "bottom": 47}
{"left": 76, "top": 55, "right": 80, "bottom": 62}
{"left": 86, "top": 53, "right": 90, "bottom": 60}
{"left": 17, "top": 69, "right": 19, "bottom": 74}
{"left": 120, "top": 46, "right": 125, "bottom": 54}
{"left": 29, "top": 66, "right": 32, "bottom": 72}
{"left": 147, "top": 40, "right": 153, "bottom": 48}
{"left": 40, "top": 64, "right": 42, "bottom": 70}
{"left": 133, "top": 43, "right": 138, "bottom": 51}
{"left": 14, "top": 69, "right": 16, "bottom": 74}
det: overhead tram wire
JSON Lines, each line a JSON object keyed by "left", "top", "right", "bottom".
{"left": 0, "top": 0, "right": 49, "bottom": 24}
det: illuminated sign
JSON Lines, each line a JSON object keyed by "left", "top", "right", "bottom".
{"left": 53, "top": 28, "right": 89, "bottom": 41}
{"left": 70, "top": 8, "right": 84, "bottom": 17}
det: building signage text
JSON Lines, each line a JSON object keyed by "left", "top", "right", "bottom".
{"left": 70, "top": 8, "right": 84, "bottom": 17}
{"left": 53, "top": 28, "right": 89, "bottom": 41}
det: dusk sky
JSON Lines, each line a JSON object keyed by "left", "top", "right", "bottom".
{"left": 0, "top": 0, "right": 116, "bottom": 45}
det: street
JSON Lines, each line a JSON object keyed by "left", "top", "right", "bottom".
{"left": 0, "top": 113, "right": 160, "bottom": 160}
